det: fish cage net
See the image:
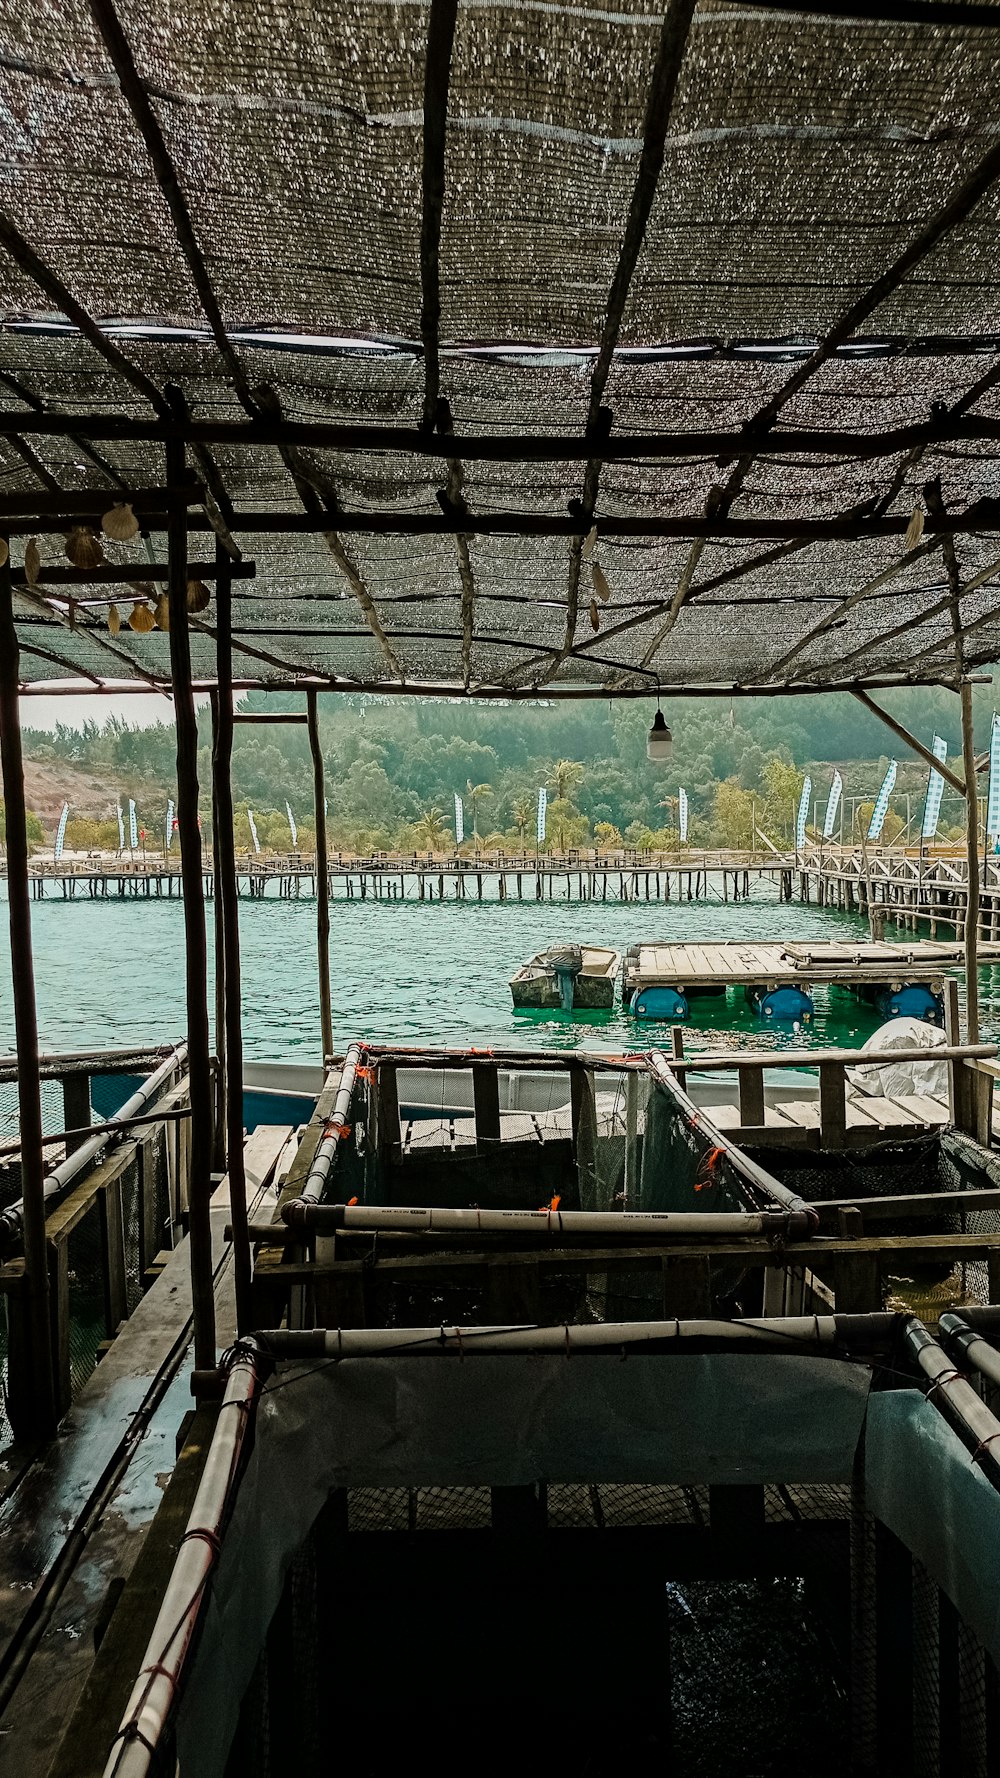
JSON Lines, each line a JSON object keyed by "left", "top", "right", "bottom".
{"left": 201, "top": 1470, "right": 1000, "bottom": 1778}
{"left": 213, "top": 1478, "right": 857, "bottom": 1778}
{"left": 752, "top": 1130, "right": 1000, "bottom": 1321}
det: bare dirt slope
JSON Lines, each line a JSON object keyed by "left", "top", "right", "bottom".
{"left": 22, "top": 758, "right": 125, "bottom": 830}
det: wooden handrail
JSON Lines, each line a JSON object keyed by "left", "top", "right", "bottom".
{"left": 654, "top": 1042, "right": 997, "bottom": 1072}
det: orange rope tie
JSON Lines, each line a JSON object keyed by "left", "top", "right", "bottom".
{"left": 972, "top": 1431, "right": 1000, "bottom": 1466}
{"left": 926, "top": 1368, "right": 964, "bottom": 1400}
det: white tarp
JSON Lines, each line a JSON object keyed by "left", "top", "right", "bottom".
{"left": 177, "top": 1352, "right": 871, "bottom": 1776}
{"left": 846, "top": 1015, "right": 948, "bottom": 1100}
{"left": 866, "top": 1390, "right": 1000, "bottom": 1668}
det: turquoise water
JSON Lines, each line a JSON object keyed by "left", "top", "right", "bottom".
{"left": 5, "top": 874, "right": 999, "bottom": 1062}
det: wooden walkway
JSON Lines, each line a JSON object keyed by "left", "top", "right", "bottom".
{"left": 23, "top": 851, "right": 781, "bottom": 904}
{"left": 0, "top": 1123, "right": 295, "bottom": 1778}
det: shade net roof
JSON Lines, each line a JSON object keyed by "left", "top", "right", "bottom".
{"left": 3, "top": 0, "right": 1000, "bottom": 696}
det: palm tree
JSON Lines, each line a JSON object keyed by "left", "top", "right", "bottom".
{"left": 550, "top": 758, "right": 584, "bottom": 802}
{"left": 415, "top": 805, "right": 447, "bottom": 851}
{"left": 511, "top": 794, "right": 534, "bottom": 846}
{"left": 465, "top": 780, "right": 493, "bottom": 850}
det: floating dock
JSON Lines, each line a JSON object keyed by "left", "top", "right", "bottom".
{"left": 623, "top": 938, "right": 1000, "bottom": 1022}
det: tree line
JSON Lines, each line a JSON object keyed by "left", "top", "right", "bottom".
{"left": 13, "top": 681, "right": 994, "bottom": 854}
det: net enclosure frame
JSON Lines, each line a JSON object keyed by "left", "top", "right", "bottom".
{"left": 2, "top": 0, "right": 1000, "bottom": 699}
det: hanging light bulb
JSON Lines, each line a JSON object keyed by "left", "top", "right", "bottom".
{"left": 647, "top": 706, "right": 673, "bottom": 763}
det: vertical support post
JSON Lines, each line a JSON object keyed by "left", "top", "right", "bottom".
{"left": 819, "top": 1059, "right": 847, "bottom": 1150}
{"left": 962, "top": 678, "right": 981, "bottom": 1043}
{"left": 307, "top": 690, "right": 334, "bottom": 1065}
{"left": 472, "top": 1061, "right": 502, "bottom": 1144}
{"left": 209, "top": 694, "right": 227, "bottom": 1176}
{"left": 62, "top": 1070, "right": 91, "bottom": 1156}
{"left": 213, "top": 544, "right": 253, "bottom": 1338}
{"left": 0, "top": 550, "right": 56, "bottom": 1434}
{"left": 166, "top": 437, "right": 216, "bottom": 1373}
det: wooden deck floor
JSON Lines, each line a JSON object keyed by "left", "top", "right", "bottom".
{"left": 624, "top": 938, "right": 1000, "bottom": 992}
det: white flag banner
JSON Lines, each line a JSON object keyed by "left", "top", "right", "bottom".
{"left": 165, "top": 797, "right": 175, "bottom": 851}
{"left": 128, "top": 799, "right": 138, "bottom": 850}
{"left": 795, "top": 776, "right": 812, "bottom": 850}
{"left": 823, "top": 771, "right": 843, "bottom": 840}
{"left": 922, "top": 736, "right": 949, "bottom": 840}
{"left": 54, "top": 802, "right": 69, "bottom": 860}
{"left": 286, "top": 801, "right": 298, "bottom": 847}
{"left": 116, "top": 802, "right": 125, "bottom": 851}
{"left": 988, "top": 713, "right": 1000, "bottom": 839}
{"left": 536, "top": 787, "right": 547, "bottom": 844}
{"left": 247, "top": 808, "right": 261, "bottom": 854}
{"left": 454, "top": 793, "right": 464, "bottom": 845}
{"left": 868, "top": 759, "right": 898, "bottom": 840}
{"left": 678, "top": 788, "right": 688, "bottom": 842}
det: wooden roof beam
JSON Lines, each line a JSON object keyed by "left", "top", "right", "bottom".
{"left": 419, "top": 0, "right": 458, "bottom": 428}
{"left": 850, "top": 688, "right": 967, "bottom": 795}
{"left": 1, "top": 411, "right": 1000, "bottom": 457}
{"left": 539, "top": 0, "right": 697, "bottom": 684}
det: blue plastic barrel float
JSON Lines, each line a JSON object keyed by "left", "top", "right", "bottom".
{"left": 630, "top": 985, "right": 690, "bottom": 1021}
{"left": 745, "top": 984, "right": 815, "bottom": 1024}
{"left": 872, "top": 982, "right": 944, "bottom": 1026}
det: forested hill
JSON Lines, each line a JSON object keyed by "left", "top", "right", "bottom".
{"left": 17, "top": 679, "right": 999, "bottom": 853}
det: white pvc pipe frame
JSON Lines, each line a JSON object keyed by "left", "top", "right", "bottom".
{"left": 287, "top": 1043, "right": 817, "bottom": 1235}
{"left": 0, "top": 1043, "right": 188, "bottom": 1247}
{"left": 286, "top": 1203, "right": 807, "bottom": 1237}
{"left": 99, "top": 1311, "right": 944, "bottom": 1778}
{"left": 102, "top": 1343, "right": 260, "bottom": 1778}
{"left": 44, "top": 1043, "right": 188, "bottom": 1200}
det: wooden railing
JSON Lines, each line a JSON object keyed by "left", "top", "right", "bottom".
{"left": 0, "top": 1048, "right": 191, "bottom": 1434}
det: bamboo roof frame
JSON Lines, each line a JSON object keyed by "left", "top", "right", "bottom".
{"left": 1, "top": 1, "right": 1000, "bottom": 698}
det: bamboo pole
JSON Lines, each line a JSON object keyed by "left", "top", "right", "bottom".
{"left": 166, "top": 436, "right": 216, "bottom": 1373}
{"left": 962, "top": 677, "right": 981, "bottom": 1042}
{"left": 213, "top": 550, "right": 253, "bottom": 1335}
{"left": 851, "top": 688, "right": 968, "bottom": 796}
{"left": 307, "top": 690, "right": 334, "bottom": 1065}
{"left": 0, "top": 551, "right": 57, "bottom": 1433}
{"left": 209, "top": 694, "right": 227, "bottom": 1177}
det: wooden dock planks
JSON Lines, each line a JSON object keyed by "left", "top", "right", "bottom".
{"left": 626, "top": 937, "right": 1000, "bottom": 995}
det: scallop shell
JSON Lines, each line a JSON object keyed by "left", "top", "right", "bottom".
{"left": 591, "top": 562, "right": 612, "bottom": 603}
{"left": 905, "top": 508, "right": 925, "bottom": 550}
{"left": 589, "top": 598, "right": 600, "bottom": 632}
{"left": 582, "top": 525, "right": 598, "bottom": 561}
{"left": 24, "top": 538, "right": 41, "bottom": 585}
{"left": 108, "top": 603, "right": 121, "bottom": 636}
{"left": 102, "top": 502, "right": 140, "bottom": 541}
{"left": 0, "top": 539, "right": 8, "bottom": 568}
{"left": 128, "top": 601, "right": 156, "bottom": 634}
{"left": 65, "top": 526, "right": 104, "bottom": 570}
{"left": 154, "top": 594, "right": 170, "bottom": 631}
{"left": 186, "top": 579, "right": 210, "bottom": 614}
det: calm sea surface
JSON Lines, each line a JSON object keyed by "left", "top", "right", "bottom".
{"left": 4, "top": 873, "right": 1000, "bottom": 1063}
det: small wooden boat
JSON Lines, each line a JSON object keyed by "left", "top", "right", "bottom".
{"left": 509, "top": 943, "right": 620, "bottom": 1011}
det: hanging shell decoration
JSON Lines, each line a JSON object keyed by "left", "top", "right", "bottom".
{"left": 0, "top": 539, "right": 8, "bottom": 568}
{"left": 154, "top": 594, "right": 170, "bottom": 631}
{"left": 107, "top": 603, "right": 121, "bottom": 636}
{"left": 101, "top": 502, "right": 140, "bottom": 542}
{"left": 582, "top": 524, "right": 598, "bottom": 562}
{"left": 65, "top": 526, "right": 104, "bottom": 570}
{"left": 905, "top": 508, "right": 925, "bottom": 550}
{"left": 591, "top": 561, "right": 612, "bottom": 604}
{"left": 24, "top": 537, "right": 41, "bottom": 585}
{"left": 186, "top": 579, "right": 210, "bottom": 614}
{"left": 128, "top": 600, "right": 156, "bottom": 634}
{"left": 589, "top": 598, "right": 600, "bottom": 632}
